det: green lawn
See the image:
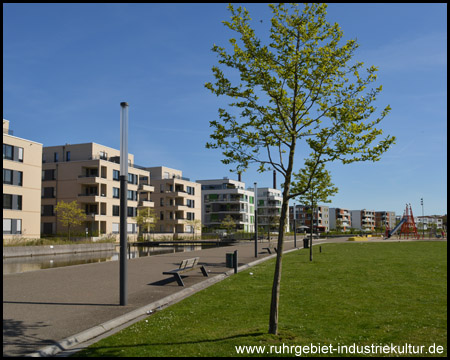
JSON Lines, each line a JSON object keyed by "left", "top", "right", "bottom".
{"left": 74, "top": 241, "right": 447, "bottom": 357}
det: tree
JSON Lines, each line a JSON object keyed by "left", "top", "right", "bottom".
{"left": 185, "top": 219, "right": 202, "bottom": 240}
{"left": 134, "top": 208, "right": 157, "bottom": 241}
{"left": 290, "top": 162, "right": 338, "bottom": 261}
{"left": 221, "top": 215, "right": 236, "bottom": 235}
{"left": 205, "top": 3, "right": 395, "bottom": 335}
{"left": 55, "top": 201, "right": 87, "bottom": 241}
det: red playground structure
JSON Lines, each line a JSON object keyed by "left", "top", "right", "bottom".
{"left": 385, "top": 204, "right": 420, "bottom": 239}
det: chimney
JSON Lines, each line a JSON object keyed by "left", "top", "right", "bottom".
{"left": 273, "top": 170, "right": 276, "bottom": 189}
{"left": 238, "top": 172, "right": 241, "bottom": 182}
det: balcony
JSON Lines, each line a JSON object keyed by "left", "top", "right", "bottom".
{"left": 77, "top": 175, "right": 103, "bottom": 185}
{"left": 138, "top": 183, "right": 155, "bottom": 192}
{"left": 77, "top": 194, "right": 104, "bottom": 203}
{"left": 138, "top": 200, "right": 154, "bottom": 208}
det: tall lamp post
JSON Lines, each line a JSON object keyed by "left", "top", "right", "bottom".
{"left": 120, "top": 102, "right": 129, "bottom": 306}
{"left": 293, "top": 202, "right": 297, "bottom": 248}
{"left": 254, "top": 182, "right": 258, "bottom": 258}
{"left": 421, "top": 197, "right": 424, "bottom": 239}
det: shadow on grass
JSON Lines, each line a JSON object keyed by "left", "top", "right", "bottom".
{"left": 73, "top": 331, "right": 265, "bottom": 357}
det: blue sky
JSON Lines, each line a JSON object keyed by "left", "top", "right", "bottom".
{"left": 3, "top": 3, "right": 447, "bottom": 217}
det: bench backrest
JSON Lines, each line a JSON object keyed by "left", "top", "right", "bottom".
{"left": 179, "top": 257, "right": 199, "bottom": 270}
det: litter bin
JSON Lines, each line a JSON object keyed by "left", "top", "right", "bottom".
{"left": 226, "top": 252, "right": 234, "bottom": 268}
{"left": 303, "top": 238, "right": 309, "bottom": 248}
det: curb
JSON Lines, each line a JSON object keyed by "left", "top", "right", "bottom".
{"left": 27, "top": 246, "right": 301, "bottom": 357}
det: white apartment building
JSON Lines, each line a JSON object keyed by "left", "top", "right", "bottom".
{"left": 197, "top": 178, "right": 255, "bottom": 233}
{"left": 255, "top": 187, "right": 289, "bottom": 233}
{"left": 415, "top": 216, "right": 444, "bottom": 230}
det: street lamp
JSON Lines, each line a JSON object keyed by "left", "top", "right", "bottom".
{"left": 120, "top": 102, "right": 129, "bottom": 306}
{"left": 254, "top": 182, "right": 258, "bottom": 258}
{"left": 421, "top": 198, "right": 424, "bottom": 239}
{"left": 293, "top": 202, "right": 297, "bottom": 248}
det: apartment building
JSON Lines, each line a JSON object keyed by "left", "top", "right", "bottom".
{"left": 256, "top": 187, "right": 288, "bottom": 232}
{"left": 3, "top": 119, "right": 43, "bottom": 241}
{"left": 350, "top": 209, "right": 376, "bottom": 231}
{"left": 375, "top": 211, "right": 396, "bottom": 229}
{"left": 41, "top": 142, "right": 154, "bottom": 238}
{"left": 145, "top": 166, "right": 201, "bottom": 236}
{"left": 197, "top": 178, "right": 255, "bottom": 233}
{"left": 290, "top": 204, "right": 330, "bottom": 233}
{"left": 415, "top": 216, "right": 443, "bottom": 230}
{"left": 329, "top": 208, "right": 351, "bottom": 231}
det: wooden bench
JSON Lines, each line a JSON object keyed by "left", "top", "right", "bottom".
{"left": 262, "top": 246, "right": 277, "bottom": 254}
{"left": 162, "top": 257, "right": 208, "bottom": 286}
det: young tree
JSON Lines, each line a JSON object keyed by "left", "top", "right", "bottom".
{"left": 185, "top": 219, "right": 202, "bottom": 240}
{"left": 134, "top": 208, "right": 156, "bottom": 241}
{"left": 290, "top": 162, "right": 338, "bottom": 260}
{"left": 205, "top": 3, "right": 395, "bottom": 334}
{"left": 221, "top": 215, "right": 236, "bottom": 235}
{"left": 55, "top": 201, "right": 87, "bottom": 241}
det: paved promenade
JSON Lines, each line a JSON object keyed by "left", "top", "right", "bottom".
{"left": 3, "top": 237, "right": 315, "bottom": 357}
{"left": 4, "top": 236, "right": 437, "bottom": 357}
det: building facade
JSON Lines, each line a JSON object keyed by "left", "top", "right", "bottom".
{"left": 197, "top": 178, "right": 255, "bottom": 233}
{"left": 256, "top": 187, "right": 288, "bottom": 233}
{"left": 329, "top": 208, "right": 352, "bottom": 231}
{"left": 375, "top": 211, "right": 396, "bottom": 230}
{"left": 289, "top": 204, "right": 330, "bottom": 233}
{"left": 41, "top": 143, "right": 154, "bottom": 238}
{"left": 350, "top": 209, "right": 376, "bottom": 231}
{"left": 145, "top": 166, "right": 201, "bottom": 236}
{"left": 3, "top": 119, "right": 43, "bottom": 241}
{"left": 415, "top": 216, "right": 444, "bottom": 230}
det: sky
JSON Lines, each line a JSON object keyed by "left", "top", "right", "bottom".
{"left": 3, "top": 3, "right": 447, "bottom": 217}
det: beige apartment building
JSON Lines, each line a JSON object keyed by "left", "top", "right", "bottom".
{"left": 41, "top": 143, "right": 154, "bottom": 238}
{"left": 3, "top": 119, "right": 43, "bottom": 241}
{"left": 145, "top": 166, "right": 201, "bottom": 237}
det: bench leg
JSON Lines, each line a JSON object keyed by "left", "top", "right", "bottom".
{"left": 274, "top": 247, "right": 278, "bottom": 253}
{"left": 200, "top": 266, "right": 209, "bottom": 277}
{"left": 174, "top": 273, "right": 185, "bottom": 286}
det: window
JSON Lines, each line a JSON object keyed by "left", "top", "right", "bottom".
{"left": 43, "top": 223, "right": 54, "bottom": 235}
{"left": 42, "top": 187, "right": 55, "bottom": 198}
{"left": 54, "top": 152, "right": 59, "bottom": 162}
{"left": 112, "top": 223, "right": 119, "bottom": 234}
{"left": 99, "top": 151, "right": 108, "bottom": 160}
{"left": 41, "top": 205, "right": 54, "bottom": 216}
{"left": 127, "top": 190, "right": 137, "bottom": 201}
{"left": 128, "top": 173, "right": 138, "bottom": 185}
{"left": 3, "top": 144, "right": 13, "bottom": 160}
{"left": 113, "top": 170, "right": 120, "bottom": 181}
{"left": 160, "top": 198, "right": 164, "bottom": 206}
{"left": 187, "top": 186, "right": 195, "bottom": 195}
{"left": 3, "top": 218, "right": 22, "bottom": 235}
{"left": 187, "top": 212, "right": 195, "bottom": 220}
{"left": 127, "top": 223, "right": 137, "bottom": 234}
{"left": 187, "top": 199, "right": 195, "bottom": 208}
{"left": 127, "top": 207, "right": 137, "bottom": 217}
{"left": 113, "top": 187, "right": 120, "bottom": 199}
{"left": 66, "top": 151, "right": 71, "bottom": 161}
{"left": 160, "top": 211, "right": 164, "bottom": 220}
{"left": 42, "top": 169, "right": 56, "bottom": 180}
{"left": 3, "top": 194, "right": 22, "bottom": 210}
{"left": 3, "top": 144, "right": 23, "bottom": 162}
{"left": 113, "top": 205, "right": 120, "bottom": 216}
{"left": 3, "top": 169, "right": 12, "bottom": 185}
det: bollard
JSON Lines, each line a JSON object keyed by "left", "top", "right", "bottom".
{"left": 234, "top": 250, "right": 238, "bottom": 274}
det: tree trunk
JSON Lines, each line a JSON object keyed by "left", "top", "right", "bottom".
{"left": 268, "top": 145, "right": 295, "bottom": 335}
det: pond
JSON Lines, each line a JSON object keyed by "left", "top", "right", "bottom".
{"left": 3, "top": 244, "right": 216, "bottom": 275}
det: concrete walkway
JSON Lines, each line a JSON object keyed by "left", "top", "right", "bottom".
{"left": 4, "top": 236, "right": 436, "bottom": 357}
{"left": 3, "top": 237, "right": 313, "bottom": 357}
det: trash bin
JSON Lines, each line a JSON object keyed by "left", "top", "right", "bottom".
{"left": 226, "top": 253, "right": 234, "bottom": 268}
{"left": 303, "top": 238, "right": 309, "bottom": 248}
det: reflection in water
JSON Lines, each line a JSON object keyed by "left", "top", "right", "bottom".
{"left": 3, "top": 245, "right": 210, "bottom": 275}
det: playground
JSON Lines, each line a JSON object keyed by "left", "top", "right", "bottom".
{"left": 385, "top": 204, "right": 446, "bottom": 240}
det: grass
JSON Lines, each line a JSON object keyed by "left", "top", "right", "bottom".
{"left": 73, "top": 241, "right": 447, "bottom": 357}
{"left": 3, "top": 236, "right": 117, "bottom": 247}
